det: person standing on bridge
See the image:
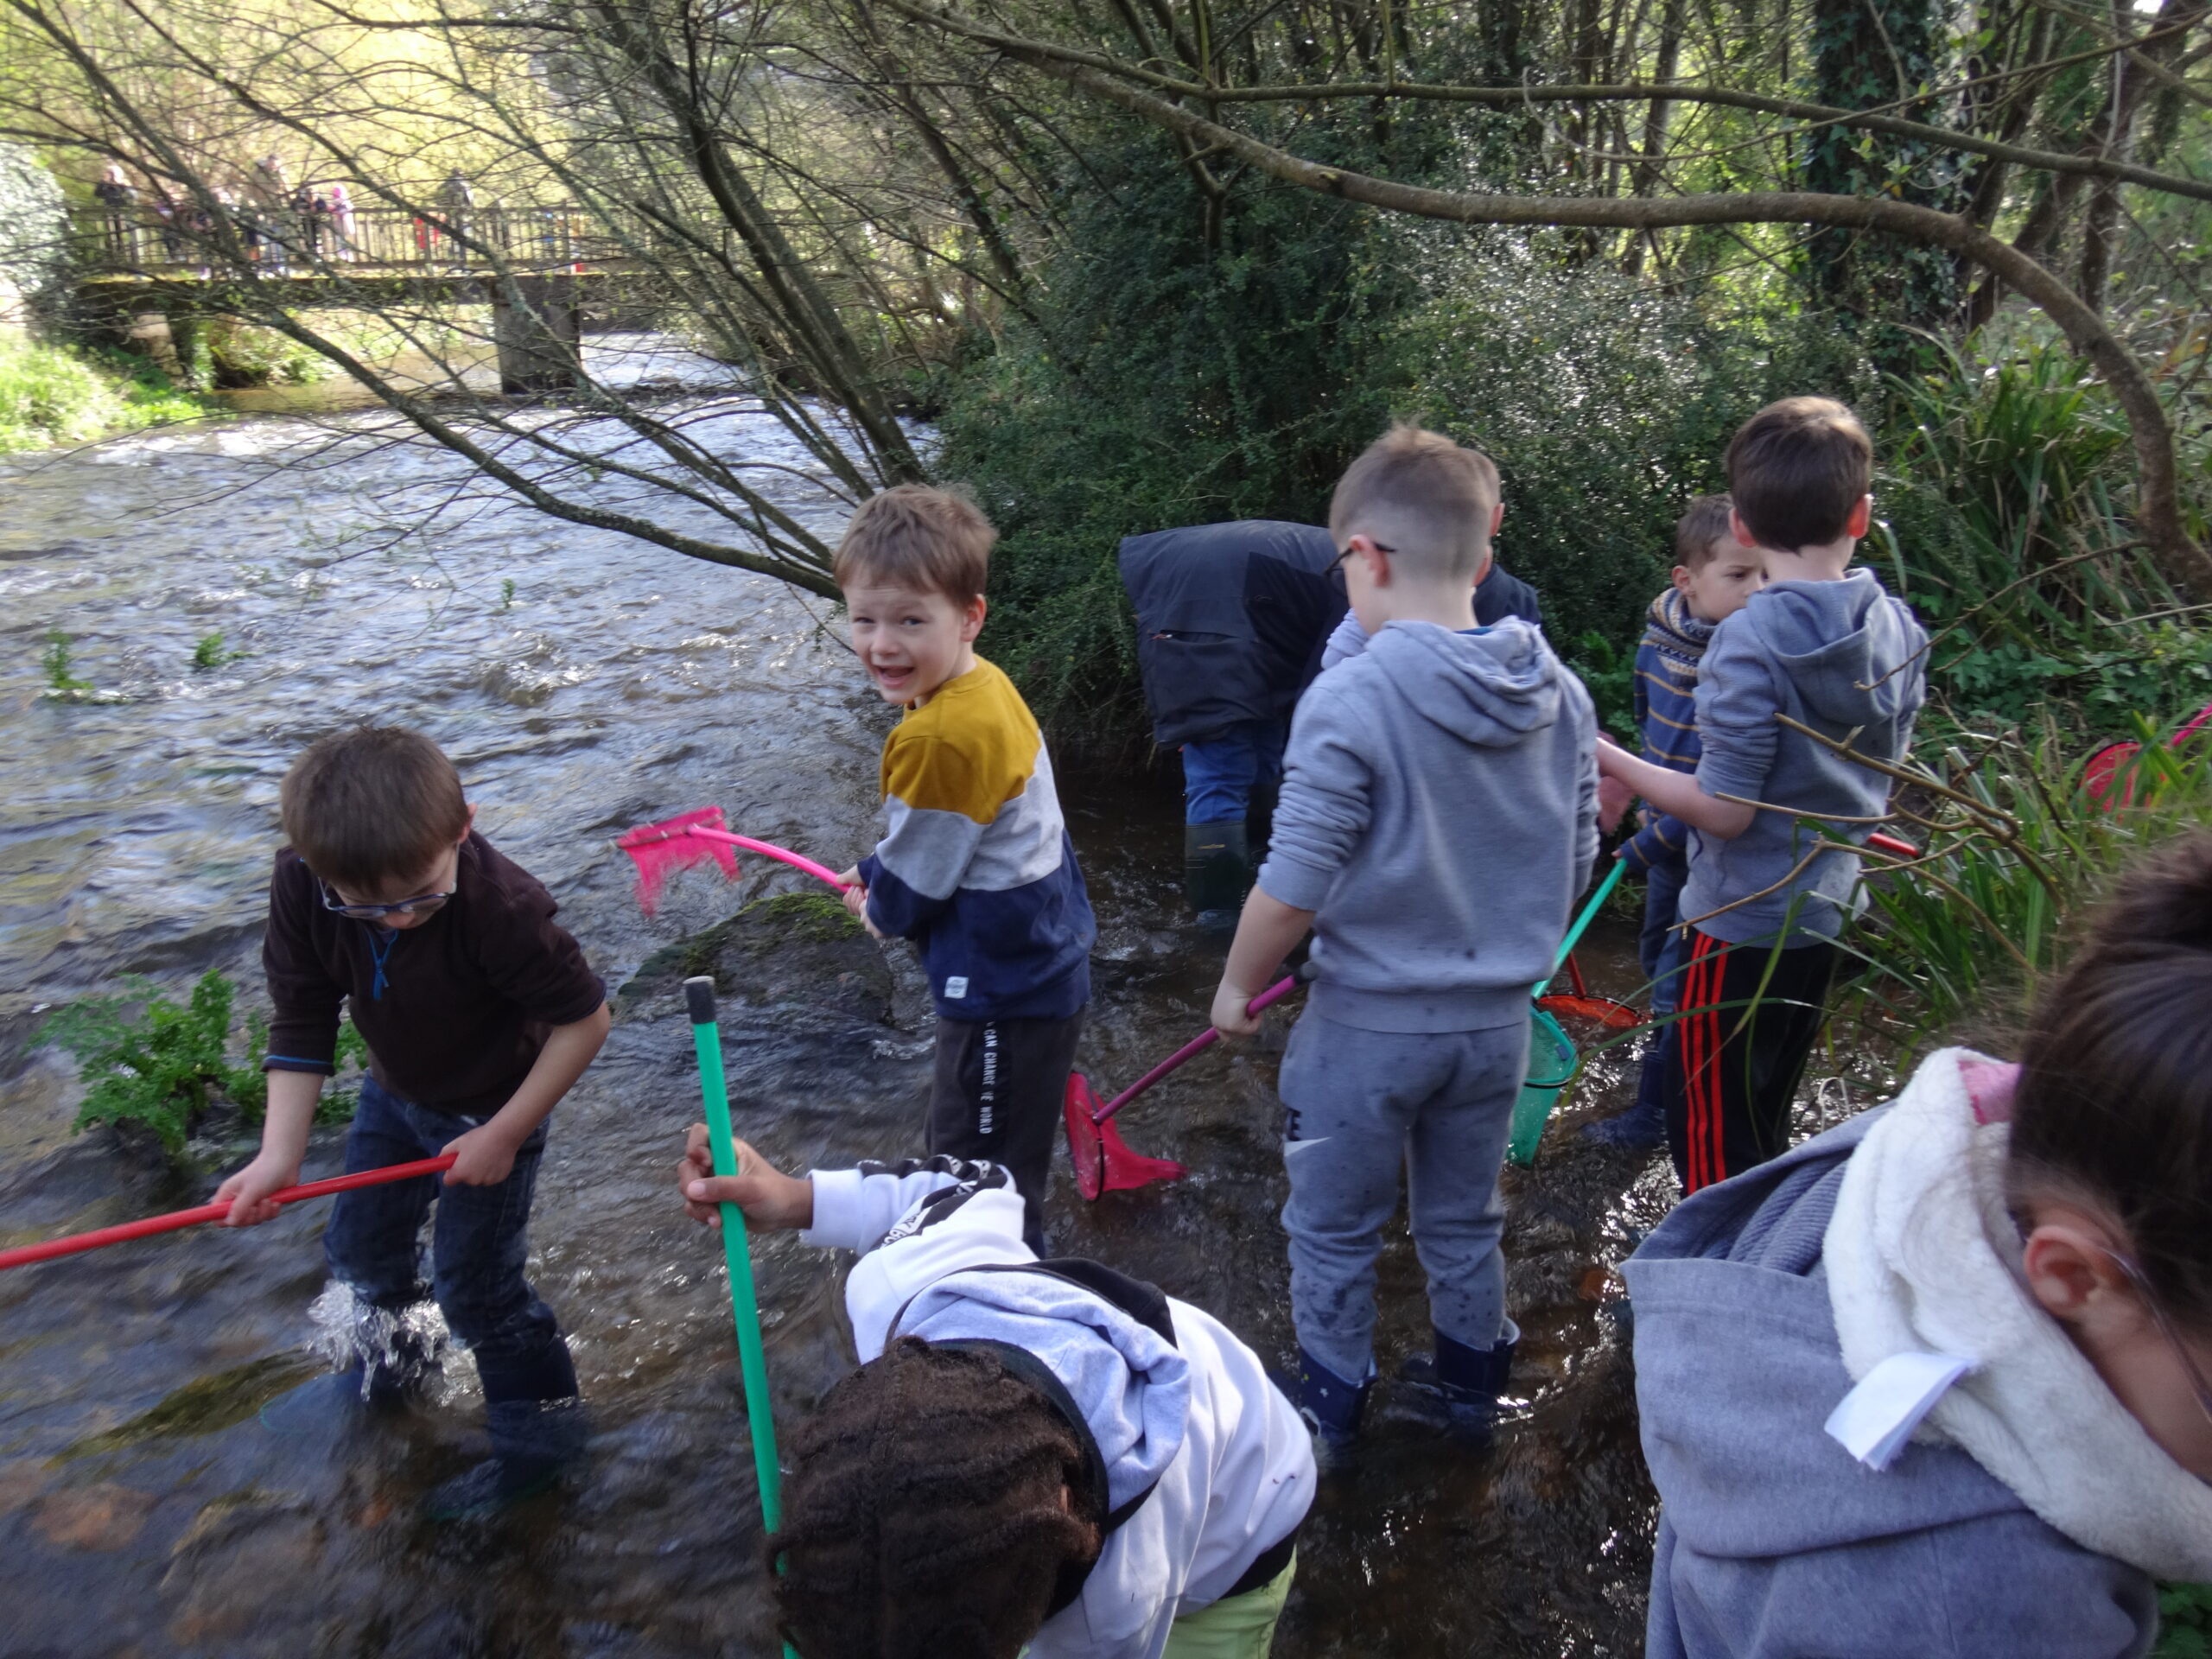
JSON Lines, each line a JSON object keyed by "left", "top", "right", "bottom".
{"left": 437, "top": 171, "right": 475, "bottom": 264}
{"left": 327, "top": 181, "right": 358, "bottom": 261}
{"left": 249, "top": 153, "right": 291, "bottom": 271}
{"left": 92, "top": 163, "right": 137, "bottom": 264}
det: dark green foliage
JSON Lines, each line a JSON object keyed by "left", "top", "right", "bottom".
{"left": 938, "top": 126, "right": 1427, "bottom": 747}
{"left": 2157, "top": 1583, "right": 2212, "bottom": 1659}
{"left": 1878, "top": 336, "right": 2212, "bottom": 735}
{"left": 38, "top": 969, "right": 366, "bottom": 1153}
{"left": 1803, "top": 0, "right": 1963, "bottom": 334}
{"left": 1564, "top": 631, "right": 1639, "bottom": 746}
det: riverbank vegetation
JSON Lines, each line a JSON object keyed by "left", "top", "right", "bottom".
{"left": 0, "top": 332, "right": 207, "bottom": 451}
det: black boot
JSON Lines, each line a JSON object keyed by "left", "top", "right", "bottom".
{"left": 426, "top": 1342, "right": 588, "bottom": 1522}
{"left": 1401, "top": 1324, "right": 1519, "bottom": 1441}
{"left": 1273, "top": 1345, "right": 1372, "bottom": 1459}
{"left": 1185, "top": 821, "right": 1252, "bottom": 935}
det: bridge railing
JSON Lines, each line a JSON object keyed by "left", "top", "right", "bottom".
{"left": 68, "top": 202, "right": 629, "bottom": 275}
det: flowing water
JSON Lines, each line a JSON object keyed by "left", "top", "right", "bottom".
{"left": 0, "top": 350, "right": 1671, "bottom": 1658}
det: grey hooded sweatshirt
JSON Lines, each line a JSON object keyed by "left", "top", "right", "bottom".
{"left": 1623, "top": 1112, "right": 2159, "bottom": 1659}
{"left": 1685, "top": 569, "right": 1926, "bottom": 944}
{"left": 1260, "top": 617, "right": 1598, "bottom": 1033}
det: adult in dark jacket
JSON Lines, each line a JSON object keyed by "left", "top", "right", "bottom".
{"left": 1120, "top": 521, "right": 1344, "bottom": 929}
{"left": 1121, "top": 519, "right": 1543, "bottom": 929}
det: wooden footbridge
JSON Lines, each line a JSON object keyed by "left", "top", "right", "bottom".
{"left": 70, "top": 204, "right": 632, "bottom": 393}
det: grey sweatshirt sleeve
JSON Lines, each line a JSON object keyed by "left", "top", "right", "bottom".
{"left": 1255, "top": 680, "right": 1372, "bottom": 912}
{"left": 1571, "top": 681, "right": 1599, "bottom": 885}
{"left": 1319, "top": 609, "right": 1368, "bottom": 671}
{"left": 1692, "top": 618, "right": 1782, "bottom": 805}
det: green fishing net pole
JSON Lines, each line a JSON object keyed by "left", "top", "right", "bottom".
{"left": 685, "top": 976, "right": 797, "bottom": 1655}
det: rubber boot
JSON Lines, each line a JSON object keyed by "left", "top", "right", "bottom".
{"left": 426, "top": 1341, "right": 588, "bottom": 1522}
{"left": 1401, "top": 1324, "right": 1519, "bottom": 1441}
{"left": 1274, "top": 1345, "right": 1372, "bottom": 1459}
{"left": 1584, "top": 1045, "right": 1668, "bottom": 1151}
{"left": 1185, "top": 820, "right": 1252, "bottom": 937}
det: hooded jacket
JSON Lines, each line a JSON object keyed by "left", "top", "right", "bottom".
{"left": 1118, "top": 521, "right": 1345, "bottom": 747}
{"left": 1683, "top": 569, "right": 1927, "bottom": 944}
{"left": 1620, "top": 589, "right": 1717, "bottom": 878}
{"left": 1623, "top": 1047, "right": 2212, "bottom": 1659}
{"left": 804, "top": 1157, "right": 1314, "bottom": 1659}
{"left": 1259, "top": 617, "right": 1598, "bottom": 1033}
{"left": 1316, "top": 563, "right": 1545, "bottom": 671}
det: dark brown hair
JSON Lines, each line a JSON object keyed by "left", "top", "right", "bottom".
{"left": 1724, "top": 397, "right": 1872, "bottom": 553}
{"left": 279, "top": 726, "right": 468, "bottom": 890}
{"left": 767, "top": 1338, "right": 1102, "bottom": 1659}
{"left": 1328, "top": 423, "right": 1501, "bottom": 583}
{"left": 833, "top": 484, "right": 996, "bottom": 606}
{"left": 1674, "top": 493, "right": 1738, "bottom": 570}
{"left": 2010, "top": 834, "right": 2212, "bottom": 1335}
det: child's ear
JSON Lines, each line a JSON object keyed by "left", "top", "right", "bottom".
{"left": 1729, "top": 507, "right": 1761, "bottom": 552}
{"left": 960, "top": 594, "right": 988, "bottom": 642}
{"left": 1350, "top": 533, "right": 1391, "bottom": 588}
{"left": 1489, "top": 499, "right": 1505, "bottom": 539}
{"left": 1846, "top": 494, "right": 1873, "bottom": 539}
{"left": 2020, "top": 1215, "right": 2133, "bottom": 1334}
{"left": 1670, "top": 565, "right": 1696, "bottom": 599}
{"left": 458, "top": 803, "right": 477, "bottom": 844}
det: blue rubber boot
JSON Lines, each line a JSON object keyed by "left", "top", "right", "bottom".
{"left": 425, "top": 1342, "right": 588, "bottom": 1522}
{"left": 1274, "top": 1346, "right": 1372, "bottom": 1459}
{"left": 1585, "top": 1038, "right": 1669, "bottom": 1151}
{"left": 1401, "top": 1325, "right": 1519, "bottom": 1441}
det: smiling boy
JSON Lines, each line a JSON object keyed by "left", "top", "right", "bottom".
{"left": 835, "top": 485, "right": 1096, "bottom": 1250}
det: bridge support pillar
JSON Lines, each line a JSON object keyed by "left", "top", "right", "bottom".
{"left": 492, "top": 276, "right": 583, "bottom": 394}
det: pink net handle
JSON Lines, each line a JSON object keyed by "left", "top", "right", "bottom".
{"left": 682, "top": 827, "right": 849, "bottom": 891}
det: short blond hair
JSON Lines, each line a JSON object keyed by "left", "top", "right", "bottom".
{"left": 1328, "top": 423, "right": 1500, "bottom": 582}
{"left": 833, "top": 484, "right": 996, "bottom": 606}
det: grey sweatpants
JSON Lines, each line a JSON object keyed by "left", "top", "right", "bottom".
{"left": 1279, "top": 1008, "right": 1529, "bottom": 1382}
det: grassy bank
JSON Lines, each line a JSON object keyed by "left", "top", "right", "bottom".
{"left": 0, "top": 331, "right": 212, "bottom": 452}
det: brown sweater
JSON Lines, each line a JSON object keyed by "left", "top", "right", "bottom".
{"left": 263, "top": 831, "right": 606, "bottom": 1117}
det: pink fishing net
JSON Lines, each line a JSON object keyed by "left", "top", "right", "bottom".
{"left": 619, "top": 806, "right": 741, "bottom": 914}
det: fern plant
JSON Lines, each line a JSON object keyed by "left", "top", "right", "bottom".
{"left": 39, "top": 969, "right": 367, "bottom": 1154}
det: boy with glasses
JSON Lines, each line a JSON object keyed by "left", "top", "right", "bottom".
{"left": 216, "top": 725, "right": 611, "bottom": 1517}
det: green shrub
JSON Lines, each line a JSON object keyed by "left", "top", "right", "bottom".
{"left": 39, "top": 969, "right": 366, "bottom": 1154}
{"left": 203, "top": 318, "right": 333, "bottom": 388}
{"left": 41, "top": 629, "right": 91, "bottom": 692}
{"left": 190, "top": 631, "right": 245, "bottom": 671}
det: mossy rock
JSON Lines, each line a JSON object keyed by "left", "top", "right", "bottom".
{"left": 620, "top": 891, "right": 892, "bottom": 1024}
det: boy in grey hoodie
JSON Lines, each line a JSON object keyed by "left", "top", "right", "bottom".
{"left": 1211, "top": 425, "right": 1599, "bottom": 1446}
{"left": 1599, "top": 397, "right": 1926, "bottom": 1192}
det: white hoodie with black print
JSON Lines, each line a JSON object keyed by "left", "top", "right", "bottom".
{"left": 802, "top": 1157, "right": 1315, "bottom": 1659}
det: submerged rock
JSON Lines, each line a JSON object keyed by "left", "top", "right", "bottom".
{"left": 618, "top": 890, "right": 894, "bottom": 1027}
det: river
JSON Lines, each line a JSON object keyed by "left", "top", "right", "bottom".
{"left": 0, "top": 347, "right": 1668, "bottom": 1657}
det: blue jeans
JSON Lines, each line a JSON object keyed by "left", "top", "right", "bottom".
{"left": 1181, "top": 719, "right": 1287, "bottom": 825}
{"left": 323, "top": 1077, "right": 578, "bottom": 1428}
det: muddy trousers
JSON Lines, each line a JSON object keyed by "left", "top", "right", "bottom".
{"left": 928, "top": 1011, "right": 1084, "bottom": 1252}
{"left": 1658, "top": 931, "right": 1840, "bottom": 1195}
{"left": 324, "top": 1077, "right": 582, "bottom": 1460}
{"left": 1278, "top": 1011, "right": 1529, "bottom": 1384}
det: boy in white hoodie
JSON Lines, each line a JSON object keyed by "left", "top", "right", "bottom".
{"left": 676, "top": 1138, "right": 1314, "bottom": 1659}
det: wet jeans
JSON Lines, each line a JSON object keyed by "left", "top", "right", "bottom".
{"left": 1181, "top": 719, "right": 1287, "bottom": 825}
{"left": 323, "top": 1077, "right": 580, "bottom": 1451}
{"left": 1278, "top": 1011, "right": 1529, "bottom": 1382}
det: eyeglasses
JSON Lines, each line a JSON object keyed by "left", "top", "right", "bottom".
{"left": 318, "top": 880, "right": 454, "bottom": 922}
{"left": 1332, "top": 539, "right": 1398, "bottom": 569}
{"left": 2103, "top": 1248, "right": 2212, "bottom": 1430}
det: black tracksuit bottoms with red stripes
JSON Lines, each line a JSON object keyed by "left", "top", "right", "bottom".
{"left": 1656, "top": 929, "right": 1839, "bottom": 1194}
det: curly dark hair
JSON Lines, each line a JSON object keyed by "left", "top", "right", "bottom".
{"left": 766, "top": 1337, "right": 1104, "bottom": 1659}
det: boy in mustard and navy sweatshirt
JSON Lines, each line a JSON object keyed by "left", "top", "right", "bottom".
{"left": 835, "top": 486, "right": 1096, "bottom": 1251}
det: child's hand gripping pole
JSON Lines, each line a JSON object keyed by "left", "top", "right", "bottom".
{"left": 684, "top": 976, "right": 785, "bottom": 1537}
